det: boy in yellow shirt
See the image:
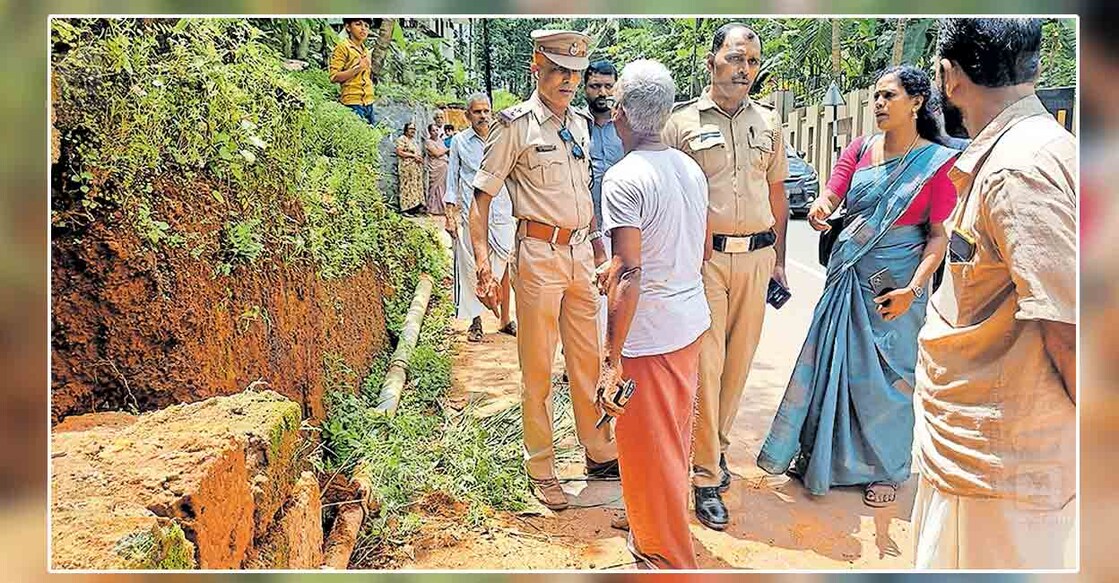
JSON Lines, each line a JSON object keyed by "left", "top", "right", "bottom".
{"left": 329, "top": 17, "right": 377, "bottom": 124}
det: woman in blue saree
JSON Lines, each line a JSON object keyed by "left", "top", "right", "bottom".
{"left": 757, "top": 66, "right": 959, "bottom": 507}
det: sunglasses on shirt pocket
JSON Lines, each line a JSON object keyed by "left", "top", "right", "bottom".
{"left": 557, "top": 126, "right": 586, "bottom": 160}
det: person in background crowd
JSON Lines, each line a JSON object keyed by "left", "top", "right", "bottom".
{"left": 444, "top": 94, "right": 517, "bottom": 342}
{"left": 394, "top": 122, "right": 425, "bottom": 215}
{"left": 584, "top": 59, "right": 625, "bottom": 346}
{"left": 444, "top": 123, "right": 458, "bottom": 148}
{"left": 424, "top": 123, "right": 449, "bottom": 216}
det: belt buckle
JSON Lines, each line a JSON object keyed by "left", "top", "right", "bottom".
{"left": 724, "top": 236, "right": 750, "bottom": 254}
{"left": 548, "top": 225, "right": 560, "bottom": 244}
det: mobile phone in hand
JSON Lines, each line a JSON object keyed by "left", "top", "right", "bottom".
{"left": 767, "top": 278, "right": 791, "bottom": 309}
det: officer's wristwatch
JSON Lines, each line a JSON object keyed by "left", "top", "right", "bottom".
{"left": 910, "top": 284, "right": 924, "bottom": 299}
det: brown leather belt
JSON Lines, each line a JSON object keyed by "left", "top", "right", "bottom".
{"left": 519, "top": 219, "right": 588, "bottom": 245}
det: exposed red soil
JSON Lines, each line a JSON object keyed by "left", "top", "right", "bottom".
{"left": 50, "top": 176, "right": 389, "bottom": 424}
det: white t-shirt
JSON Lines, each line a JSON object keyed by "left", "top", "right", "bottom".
{"left": 601, "top": 148, "right": 711, "bottom": 358}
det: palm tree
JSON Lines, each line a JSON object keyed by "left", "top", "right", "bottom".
{"left": 891, "top": 18, "right": 908, "bottom": 66}
{"left": 370, "top": 19, "right": 396, "bottom": 77}
{"left": 831, "top": 19, "right": 842, "bottom": 77}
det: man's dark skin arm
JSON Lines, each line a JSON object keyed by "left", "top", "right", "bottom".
{"left": 768, "top": 180, "right": 789, "bottom": 288}
{"left": 597, "top": 226, "right": 642, "bottom": 418}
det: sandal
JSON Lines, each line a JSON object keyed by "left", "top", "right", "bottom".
{"left": 467, "top": 318, "right": 483, "bottom": 343}
{"left": 498, "top": 321, "right": 517, "bottom": 337}
{"left": 864, "top": 481, "right": 898, "bottom": 508}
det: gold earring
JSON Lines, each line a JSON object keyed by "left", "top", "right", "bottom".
{"left": 913, "top": 109, "right": 918, "bottom": 119}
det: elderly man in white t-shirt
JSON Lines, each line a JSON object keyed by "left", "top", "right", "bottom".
{"left": 596, "top": 59, "right": 713, "bottom": 570}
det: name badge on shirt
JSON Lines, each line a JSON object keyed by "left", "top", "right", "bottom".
{"left": 534, "top": 144, "right": 557, "bottom": 152}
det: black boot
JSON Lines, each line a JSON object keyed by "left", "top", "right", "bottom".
{"left": 694, "top": 486, "right": 729, "bottom": 530}
{"left": 586, "top": 456, "right": 620, "bottom": 479}
{"left": 719, "top": 453, "right": 732, "bottom": 493}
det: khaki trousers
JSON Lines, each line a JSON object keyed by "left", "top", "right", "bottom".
{"left": 912, "top": 476, "right": 1076, "bottom": 569}
{"left": 692, "top": 246, "right": 775, "bottom": 488}
{"left": 512, "top": 236, "right": 616, "bottom": 479}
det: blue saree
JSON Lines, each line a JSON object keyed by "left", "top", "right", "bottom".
{"left": 757, "top": 141, "right": 958, "bottom": 496}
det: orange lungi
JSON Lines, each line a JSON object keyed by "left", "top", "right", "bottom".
{"left": 615, "top": 337, "right": 702, "bottom": 569}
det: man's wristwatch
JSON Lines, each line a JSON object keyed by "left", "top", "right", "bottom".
{"left": 910, "top": 284, "right": 924, "bottom": 299}
{"left": 589, "top": 230, "right": 604, "bottom": 242}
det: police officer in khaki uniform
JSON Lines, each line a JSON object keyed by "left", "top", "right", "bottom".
{"left": 468, "top": 29, "right": 618, "bottom": 511}
{"left": 663, "top": 23, "right": 790, "bottom": 530}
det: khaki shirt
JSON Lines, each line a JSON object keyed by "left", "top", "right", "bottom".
{"left": 663, "top": 89, "right": 788, "bottom": 235}
{"left": 472, "top": 92, "right": 595, "bottom": 231}
{"left": 915, "top": 94, "right": 1077, "bottom": 511}
{"left": 328, "top": 41, "right": 375, "bottom": 106}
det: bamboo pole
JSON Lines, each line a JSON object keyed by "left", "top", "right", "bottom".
{"left": 321, "top": 502, "right": 364, "bottom": 569}
{"left": 373, "top": 273, "right": 434, "bottom": 415}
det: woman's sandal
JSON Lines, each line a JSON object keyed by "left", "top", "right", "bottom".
{"left": 498, "top": 321, "right": 517, "bottom": 337}
{"left": 864, "top": 481, "right": 899, "bottom": 508}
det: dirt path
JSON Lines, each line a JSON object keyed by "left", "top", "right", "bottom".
{"left": 406, "top": 216, "right": 916, "bottom": 570}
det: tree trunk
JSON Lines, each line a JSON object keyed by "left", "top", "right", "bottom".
{"left": 280, "top": 19, "right": 293, "bottom": 59}
{"left": 482, "top": 18, "right": 494, "bottom": 104}
{"left": 319, "top": 20, "right": 333, "bottom": 68}
{"left": 830, "top": 19, "right": 842, "bottom": 77}
{"left": 370, "top": 18, "right": 396, "bottom": 77}
{"left": 891, "top": 18, "right": 908, "bottom": 66}
{"left": 691, "top": 18, "right": 702, "bottom": 97}
{"left": 295, "top": 20, "right": 311, "bottom": 60}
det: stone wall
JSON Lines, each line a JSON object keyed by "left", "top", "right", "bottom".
{"left": 51, "top": 391, "right": 324, "bottom": 570}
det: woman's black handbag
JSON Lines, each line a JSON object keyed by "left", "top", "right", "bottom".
{"left": 817, "top": 214, "right": 845, "bottom": 267}
{"left": 817, "top": 137, "right": 879, "bottom": 267}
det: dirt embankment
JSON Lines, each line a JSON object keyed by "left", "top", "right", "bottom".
{"left": 50, "top": 178, "right": 389, "bottom": 424}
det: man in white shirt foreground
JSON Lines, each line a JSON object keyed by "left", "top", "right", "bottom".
{"left": 597, "top": 59, "right": 713, "bottom": 569}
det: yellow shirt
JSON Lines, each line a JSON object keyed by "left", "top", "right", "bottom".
{"left": 915, "top": 94, "right": 1077, "bottom": 511}
{"left": 663, "top": 89, "right": 789, "bottom": 235}
{"left": 328, "top": 40, "right": 375, "bottom": 106}
{"left": 472, "top": 92, "right": 595, "bottom": 231}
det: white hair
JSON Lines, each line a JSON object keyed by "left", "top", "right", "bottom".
{"left": 616, "top": 59, "right": 677, "bottom": 136}
{"left": 465, "top": 92, "right": 490, "bottom": 108}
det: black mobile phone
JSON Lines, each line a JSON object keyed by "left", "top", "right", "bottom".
{"left": 767, "top": 278, "right": 791, "bottom": 309}
{"left": 869, "top": 267, "right": 900, "bottom": 297}
{"left": 948, "top": 229, "right": 977, "bottom": 263}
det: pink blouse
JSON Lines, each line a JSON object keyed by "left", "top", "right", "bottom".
{"left": 826, "top": 136, "right": 958, "bottom": 226}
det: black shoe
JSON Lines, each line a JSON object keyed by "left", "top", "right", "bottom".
{"left": 586, "top": 456, "right": 620, "bottom": 479}
{"left": 719, "top": 453, "right": 732, "bottom": 493}
{"left": 694, "top": 486, "right": 729, "bottom": 530}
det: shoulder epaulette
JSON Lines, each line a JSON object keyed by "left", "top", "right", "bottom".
{"left": 497, "top": 103, "right": 531, "bottom": 125}
{"left": 755, "top": 100, "right": 776, "bottom": 110}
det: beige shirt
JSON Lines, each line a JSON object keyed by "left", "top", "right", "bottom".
{"left": 915, "top": 94, "right": 1077, "bottom": 511}
{"left": 663, "top": 89, "right": 789, "bottom": 235}
{"left": 471, "top": 92, "right": 595, "bottom": 231}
